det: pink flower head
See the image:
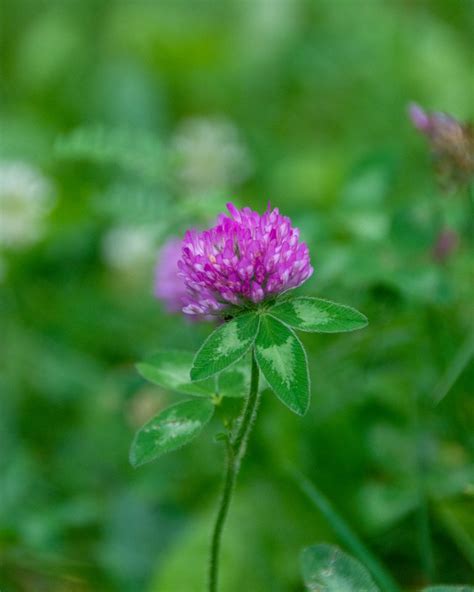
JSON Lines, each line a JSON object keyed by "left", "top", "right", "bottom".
{"left": 178, "top": 203, "right": 313, "bottom": 316}
{"left": 154, "top": 238, "right": 187, "bottom": 312}
{"left": 408, "top": 102, "right": 474, "bottom": 188}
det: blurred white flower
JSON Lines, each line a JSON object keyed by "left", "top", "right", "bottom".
{"left": 0, "top": 160, "right": 55, "bottom": 248}
{"left": 101, "top": 225, "right": 156, "bottom": 271}
{"left": 171, "top": 116, "right": 252, "bottom": 195}
{"left": 243, "top": 0, "right": 296, "bottom": 55}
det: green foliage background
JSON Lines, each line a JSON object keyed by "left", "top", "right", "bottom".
{"left": 1, "top": 1, "right": 473, "bottom": 590}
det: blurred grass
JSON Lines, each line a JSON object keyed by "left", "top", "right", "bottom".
{"left": 292, "top": 471, "right": 401, "bottom": 592}
{"left": 1, "top": 0, "right": 473, "bottom": 591}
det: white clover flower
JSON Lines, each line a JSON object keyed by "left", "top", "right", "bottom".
{"left": 0, "top": 161, "right": 55, "bottom": 249}
{"left": 171, "top": 116, "right": 252, "bottom": 195}
{"left": 101, "top": 225, "right": 157, "bottom": 271}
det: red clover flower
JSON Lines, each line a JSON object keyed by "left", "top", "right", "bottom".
{"left": 136, "top": 202, "right": 367, "bottom": 592}
{"left": 178, "top": 203, "right": 313, "bottom": 316}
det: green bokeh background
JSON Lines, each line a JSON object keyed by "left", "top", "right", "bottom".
{"left": 1, "top": 1, "right": 473, "bottom": 591}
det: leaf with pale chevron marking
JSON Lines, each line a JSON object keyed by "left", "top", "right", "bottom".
{"left": 191, "top": 312, "right": 260, "bottom": 381}
{"left": 130, "top": 399, "right": 214, "bottom": 467}
{"left": 255, "top": 314, "right": 310, "bottom": 415}
{"left": 271, "top": 297, "right": 368, "bottom": 333}
{"left": 301, "top": 544, "right": 380, "bottom": 592}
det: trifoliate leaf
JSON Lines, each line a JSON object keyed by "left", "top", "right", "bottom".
{"left": 270, "top": 297, "right": 368, "bottom": 333}
{"left": 130, "top": 399, "right": 214, "bottom": 467}
{"left": 255, "top": 314, "right": 309, "bottom": 416}
{"left": 301, "top": 544, "right": 380, "bottom": 592}
{"left": 191, "top": 312, "right": 260, "bottom": 381}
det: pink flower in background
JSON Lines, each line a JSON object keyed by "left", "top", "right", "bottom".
{"left": 154, "top": 238, "right": 187, "bottom": 312}
{"left": 178, "top": 203, "right": 313, "bottom": 316}
{"left": 408, "top": 103, "right": 431, "bottom": 133}
{"left": 408, "top": 102, "right": 464, "bottom": 139}
{"left": 432, "top": 229, "right": 459, "bottom": 263}
{"left": 408, "top": 102, "right": 474, "bottom": 188}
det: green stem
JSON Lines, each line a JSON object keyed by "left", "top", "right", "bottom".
{"left": 208, "top": 350, "right": 260, "bottom": 592}
{"left": 208, "top": 436, "right": 235, "bottom": 592}
{"left": 232, "top": 351, "right": 261, "bottom": 467}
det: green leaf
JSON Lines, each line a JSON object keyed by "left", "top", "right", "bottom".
{"left": 191, "top": 312, "right": 260, "bottom": 381}
{"left": 216, "top": 359, "right": 251, "bottom": 398}
{"left": 255, "top": 314, "right": 310, "bottom": 416}
{"left": 130, "top": 399, "right": 214, "bottom": 467}
{"left": 301, "top": 544, "right": 380, "bottom": 592}
{"left": 137, "top": 350, "right": 248, "bottom": 398}
{"left": 421, "top": 586, "right": 474, "bottom": 592}
{"left": 137, "top": 350, "right": 215, "bottom": 397}
{"left": 270, "top": 297, "right": 368, "bottom": 333}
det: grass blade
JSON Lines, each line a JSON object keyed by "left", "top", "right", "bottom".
{"left": 433, "top": 331, "right": 474, "bottom": 405}
{"left": 292, "top": 470, "right": 401, "bottom": 592}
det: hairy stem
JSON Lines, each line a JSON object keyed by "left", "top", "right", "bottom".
{"left": 232, "top": 350, "right": 261, "bottom": 467}
{"left": 208, "top": 350, "right": 260, "bottom": 592}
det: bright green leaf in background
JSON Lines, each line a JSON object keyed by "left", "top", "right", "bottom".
{"left": 129, "top": 399, "right": 214, "bottom": 467}
{"left": 137, "top": 350, "right": 249, "bottom": 398}
{"left": 301, "top": 544, "right": 380, "bottom": 592}
{"left": 216, "top": 360, "right": 252, "bottom": 398}
{"left": 191, "top": 312, "right": 260, "bottom": 381}
{"left": 255, "top": 314, "right": 310, "bottom": 416}
{"left": 271, "top": 297, "right": 368, "bottom": 333}
{"left": 137, "top": 350, "right": 215, "bottom": 397}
